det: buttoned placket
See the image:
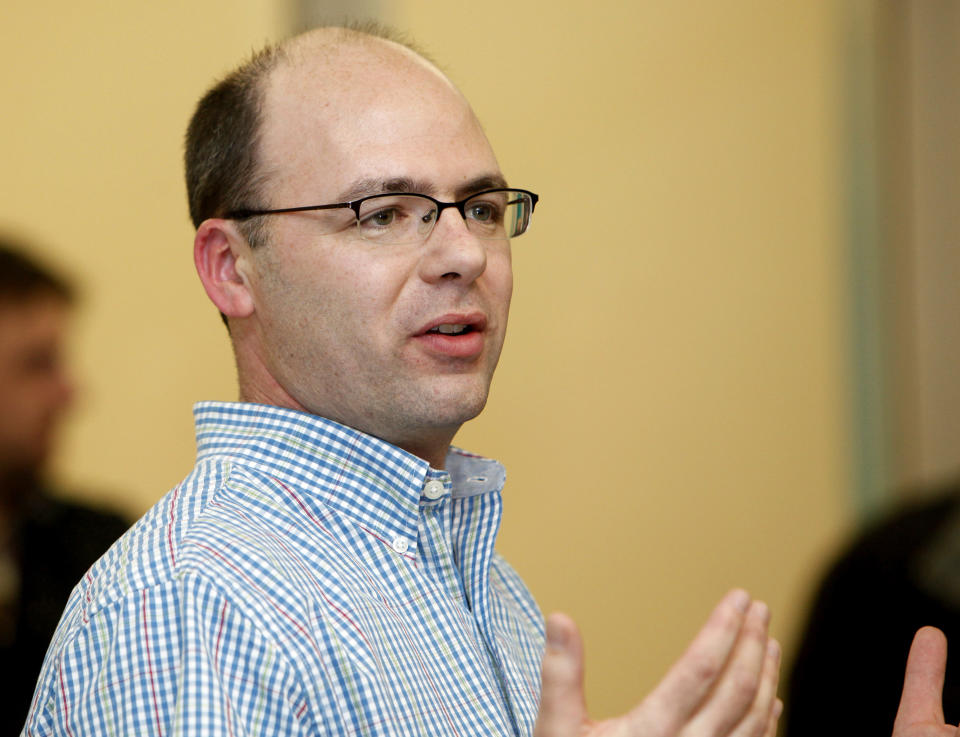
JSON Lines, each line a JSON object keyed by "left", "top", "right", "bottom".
{"left": 416, "top": 472, "right": 469, "bottom": 609}
{"left": 414, "top": 467, "right": 525, "bottom": 737}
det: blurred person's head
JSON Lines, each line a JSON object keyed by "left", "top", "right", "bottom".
{"left": 0, "top": 240, "right": 75, "bottom": 490}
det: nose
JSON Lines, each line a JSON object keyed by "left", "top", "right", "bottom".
{"left": 57, "top": 371, "right": 76, "bottom": 409}
{"left": 43, "top": 357, "right": 77, "bottom": 410}
{"left": 418, "top": 207, "right": 488, "bottom": 284}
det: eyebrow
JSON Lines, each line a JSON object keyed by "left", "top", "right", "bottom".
{"left": 454, "top": 175, "right": 509, "bottom": 200}
{"left": 336, "top": 174, "right": 509, "bottom": 203}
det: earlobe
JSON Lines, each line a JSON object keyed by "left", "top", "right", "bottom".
{"left": 194, "top": 219, "right": 255, "bottom": 319}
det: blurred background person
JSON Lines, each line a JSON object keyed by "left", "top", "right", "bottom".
{"left": 781, "top": 3, "right": 960, "bottom": 731}
{"left": 784, "top": 479, "right": 960, "bottom": 736}
{"left": 0, "top": 240, "right": 128, "bottom": 734}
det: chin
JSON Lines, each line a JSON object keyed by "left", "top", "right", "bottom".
{"left": 409, "top": 383, "right": 490, "bottom": 431}
{"left": 438, "top": 393, "right": 490, "bottom": 428}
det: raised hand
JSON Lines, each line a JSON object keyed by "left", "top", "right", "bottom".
{"left": 892, "top": 627, "right": 959, "bottom": 737}
{"left": 534, "top": 589, "right": 781, "bottom": 737}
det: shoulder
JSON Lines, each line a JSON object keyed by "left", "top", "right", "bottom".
{"left": 48, "top": 456, "right": 349, "bottom": 653}
{"left": 26, "top": 492, "right": 129, "bottom": 539}
{"left": 20, "top": 493, "right": 131, "bottom": 592}
{"left": 823, "top": 490, "right": 960, "bottom": 578}
{"left": 47, "top": 458, "right": 243, "bottom": 640}
{"left": 490, "top": 551, "right": 544, "bottom": 632}
{"left": 27, "top": 571, "right": 312, "bottom": 737}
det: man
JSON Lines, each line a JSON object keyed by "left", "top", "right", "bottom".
{"left": 20, "top": 23, "right": 948, "bottom": 737}
{"left": 0, "top": 241, "right": 128, "bottom": 735}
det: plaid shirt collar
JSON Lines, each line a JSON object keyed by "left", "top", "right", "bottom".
{"left": 192, "top": 401, "right": 505, "bottom": 547}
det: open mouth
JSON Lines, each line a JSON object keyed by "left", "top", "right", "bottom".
{"left": 426, "top": 324, "right": 474, "bottom": 336}
{"left": 416, "top": 315, "right": 486, "bottom": 358}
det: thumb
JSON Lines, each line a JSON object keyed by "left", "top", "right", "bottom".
{"left": 534, "top": 612, "right": 589, "bottom": 737}
{"left": 893, "top": 626, "right": 947, "bottom": 733}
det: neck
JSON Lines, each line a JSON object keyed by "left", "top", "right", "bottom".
{"left": 237, "top": 388, "right": 456, "bottom": 470}
{"left": 393, "top": 433, "right": 454, "bottom": 470}
{"left": 232, "top": 337, "right": 458, "bottom": 470}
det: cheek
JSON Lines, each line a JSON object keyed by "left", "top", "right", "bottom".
{"left": 0, "top": 389, "right": 42, "bottom": 432}
{"left": 281, "top": 258, "right": 413, "bottom": 357}
{"left": 336, "top": 251, "right": 419, "bottom": 316}
{"left": 488, "top": 251, "right": 514, "bottom": 311}
{"left": 330, "top": 262, "right": 408, "bottom": 328}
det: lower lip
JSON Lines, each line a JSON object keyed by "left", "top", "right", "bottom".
{"left": 415, "top": 331, "right": 485, "bottom": 358}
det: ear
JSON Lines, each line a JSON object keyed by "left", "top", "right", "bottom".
{"left": 194, "top": 219, "right": 255, "bottom": 319}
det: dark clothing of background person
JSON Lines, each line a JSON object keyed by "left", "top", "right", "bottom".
{"left": 783, "top": 482, "right": 960, "bottom": 736}
{"left": 1, "top": 486, "right": 128, "bottom": 737}
{"left": 0, "top": 242, "right": 129, "bottom": 733}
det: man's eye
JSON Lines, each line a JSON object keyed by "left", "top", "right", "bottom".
{"left": 364, "top": 208, "right": 398, "bottom": 227}
{"left": 468, "top": 203, "right": 498, "bottom": 222}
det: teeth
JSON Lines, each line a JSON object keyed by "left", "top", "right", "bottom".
{"left": 434, "top": 324, "right": 467, "bottom": 335}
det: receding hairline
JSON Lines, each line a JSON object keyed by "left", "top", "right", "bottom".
{"left": 280, "top": 23, "right": 442, "bottom": 72}
{"left": 264, "top": 24, "right": 457, "bottom": 104}
{"left": 250, "top": 24, "right": 478, "bottom": 204}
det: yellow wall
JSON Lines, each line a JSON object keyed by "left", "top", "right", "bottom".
{"left": 1, "top": 0, "right": 852, "bottom": 719}
{"left": 2, "top": 0, "right": 284, "bottom": 508}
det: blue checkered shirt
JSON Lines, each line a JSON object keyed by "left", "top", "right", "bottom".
{"left": 23, "top": 402, "right": 545, "bottom": 735}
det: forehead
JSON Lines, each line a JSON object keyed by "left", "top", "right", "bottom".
{"left": 257, "top": 37, "right": 501, "bottom": 202}
{"left": 0, "top": 296, "right": 68, "bottom": 353}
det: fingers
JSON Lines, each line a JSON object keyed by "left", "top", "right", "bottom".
{"left": 893, "top": 627, "right": 948, "bottom": 733}
{"left": 685, "top": 601, "right": 773, "bottom": 736}
{"left": 535, "top": 593, "right": 784, "bottom": 737}
{"left": 534, "top": 612, "right": 589, "bottom": 737}
{"left": 763, "top": 699, "right": 784, "bottom": 737}
{"left": 627, "top": 589, "right": 753, "bottom": 733}
{"left": 727, "top": 638, "right": 782, "bottom": 737}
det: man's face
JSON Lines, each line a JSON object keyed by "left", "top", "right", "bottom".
{"left": 236, "top": 41, "right": 513, "bottom": 462}
{"left": 0, "top": 296, "right": 74, "bottom": 475}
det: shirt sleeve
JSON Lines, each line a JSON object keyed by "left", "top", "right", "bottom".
{"left": 24, "top": 574, "right": 314, "bottom": 736}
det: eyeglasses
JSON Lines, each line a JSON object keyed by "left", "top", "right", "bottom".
{"left": 225, "top": 188, "right": 539, "bottom": 245}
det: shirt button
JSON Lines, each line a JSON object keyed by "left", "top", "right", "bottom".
{"left": 392, "top": 536, "right": 409, "bottom": 554}
{"left": 424, "top": 480, "right": 445, "bottom": 500}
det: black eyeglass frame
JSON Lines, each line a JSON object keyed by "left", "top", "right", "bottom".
{"left": 224, "top": 188, "right": 539, "bottom": 237}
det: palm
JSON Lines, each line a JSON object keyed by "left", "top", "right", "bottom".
{"left": 902, "top": 726, "right": 959, "bottom": 737}
{"left": 534, "top": 591, "right": 782, "bottom": 737}
{"left": 893, "top": 719, "right": 959, "bottom": 737}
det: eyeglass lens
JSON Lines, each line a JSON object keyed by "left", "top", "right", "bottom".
{"left": 355, "top": 190, "right": 533, "bottom": 244}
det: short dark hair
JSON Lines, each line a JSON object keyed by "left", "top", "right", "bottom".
{"left": 184, "top": 42, "right": 286, "bottom": 249}
{"left": 183, "top": 22, "right": 434, "bottom": 250}
{"left": 0, "top": 238, "right": 75, "bottom": 306}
